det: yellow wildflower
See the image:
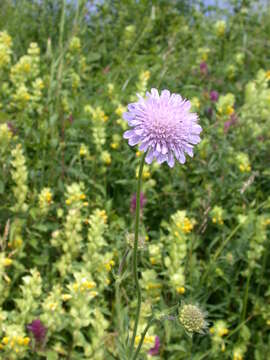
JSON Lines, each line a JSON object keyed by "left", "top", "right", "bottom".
{"left": 115, "top": 104, "right": 126, "bottom": 117}
{"left": 176, "top": 286, "right": 185, "bottom": 294}
{"left": 2, "top": 337, "right": 9, "bottom": 345}
{"left": 226, "top": 105, "right": 234, "bottom": 116}
{"left": 3, "top": 258, "right": 12, "bottom": 267}
{"left": 62, "top": 294, "right": 72, "bottom": 301}
{"left": 23, "top": 337, "right": 30, "bottom": 346}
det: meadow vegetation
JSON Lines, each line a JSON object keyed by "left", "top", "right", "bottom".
{"left": 0, "top": 0, "right": 270, "bottom": 359}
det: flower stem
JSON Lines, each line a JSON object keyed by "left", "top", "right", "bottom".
{"left": 132, "top": 316, "right": 155, "bottom": 360}
{"left": 129, "top": 152, "right": 146, "bottom": 356}
{"left": 241, "top": 271, "right": 251, "bottom": 322}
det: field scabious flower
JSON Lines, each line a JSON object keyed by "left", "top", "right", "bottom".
{"left": 179, "top": 304, "right": 208, "bottom": 335}
{"left": 123, "top": 89, "right": 202, "bottom": 167}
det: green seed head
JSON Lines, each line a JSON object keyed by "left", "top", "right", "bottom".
{"left": 179, "top": 304, "right": 208, "bottom": 334}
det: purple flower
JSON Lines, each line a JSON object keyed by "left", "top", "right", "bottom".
{"left": 148, "top": 336, "right": 160, "bottom": 356}
{"left": 130, "top": 192, "right": 146, "bottom": 214}
{"left": 206, "top": 107, "right": 213, "bottom": 118}
{"left": 7, "top": 121, "right": 17, "bottom": 135}
{"left": 27, "top": 319, "right": 47, "bottom": 345}
{"left": 210, "top": 90, "right": 219, "bottom": 102}
{"left": 123, "top": 89, "right": 202, "bottom": 167}
{"left": 224, "top": 113, "right": 237, "bottom": 133}
{"left": 200, "top": 62, "right": 208, "bottom": 75}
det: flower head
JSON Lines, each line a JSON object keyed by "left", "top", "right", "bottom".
{"left": 224, "top": 113, "right": 237, "bottom": 133}
{"left": 210, "top": 90, "right": 219, "bottom": 102}
{"left": 179, "top": 303, "right": 208, "bottom": 335}
{"left": 148, "top": 336, "right": 160, "bottom": 356}
{"left": 200, "top": 62, "right": 208, "bottom": 75}
{"left": 123, "top": 89, "right": 202, "bottom": 167}
{"left": 27, "top": 319, "right": 47, "bottom": 345}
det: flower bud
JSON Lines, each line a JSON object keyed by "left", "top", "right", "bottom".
{"left": 179, "top": 304, "right": 208, "bottom": 334}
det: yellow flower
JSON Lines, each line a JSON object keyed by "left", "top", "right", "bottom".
{"left": 16, "top": 337, "right": 24, "bottom": 345}
{"left": 135, "top": 335, "right": 155, "bottom": 346}
{"left": 265, "top": 70, "right": 270, "bottom": 80}
{"left": 45, "top": 193, "right": 52, "bottom": 203}
{"left": 79, "top": 148, "right": 87, "bottom": 156}
{"left": 182, "top": 217, "right": 194, "bottom": 233}
{"left": 3, "top": 258, "right": 12, "bottom": 267}
{"left": 217, "top": 327, "right": 229, "bottom": 337}
{"left": 105, "top": 260, "right": 115, "bottom": 272}
{"left": 0, "top": 31, "right": 12, "bottom": 47}
{"left": 85, "top": 281, "right": 96, "bottom": 289}
{"left": 190, "top": 97, "right": 200, "bottom": 111}
{"left": 142, "top": 70, "right": 150, "bottom": 81}
{"left": 49, "top": 303, "right": 57, "bottom": 311}
{"left": 115, "top": 104, "right": 126, "bottom": 117}
{"left": 62, "top": 294, "right": 72, "bottom": 301}
{"left": 146, "top": 282, "right": 162, "bottom": 290}
{"left": 2, "top": 337, "right": 9, "bottom": 345}
{"left": 23, "top": 337, "right": 30, "bottom": 346}
{"left": 99, "top": 210, "right": 108, "bottom": 223}
{"left": 107, "top": 83, "right": 114, "bottom": 95}
{"left": 14, "top": 237, "right": 23, "bottom": 248}
{"left": 176, "top": 286, "right": 185, "bottom": 294}
{"left": 110, "top": 142, "right": 118, "bottom": 149}
{"left": 79, "top": 144, "right": 89, "bottom": 157}
{"left": 226, "top": 105, "right": 234, "bottom": 116}
{"left": 215, "top": 20, "right": 226, "bottom": 37}
{"left": 69, "top": 37, "right": 81, "bottom": 53}
{"left": 101, "top": 151, "right": 111, "bottom": 165}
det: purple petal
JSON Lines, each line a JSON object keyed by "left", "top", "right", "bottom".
{"left": 145, "top": 148, "right": 155, "bottom": 164}
{"left": 161, "top": 89, "right": 171, "bottom": 101}
{"left": 167, "top": 152, "right": 175, "bottom": 168}
{"left": 128, "top": 135, "right": 141, "bottom": 146}
{"left": 123, "top": 130, "right": 135, "bottom": 139}
{"left": 123, "top": 112, "right": 135, "bottom": 121}
{"left": 150, "top": 88, "right": 159, "bottom": 99}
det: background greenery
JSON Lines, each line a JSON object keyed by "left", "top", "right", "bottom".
{"left": 0, "top": 0, "right": 269, "bottom": 359}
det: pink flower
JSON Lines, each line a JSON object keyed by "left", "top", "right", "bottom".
{"left": 123, "top": 89, "right": 202, "bottom": 167}
{"left": 224, "top": 113, "right": 237, "bottom": 133}
{"left": 210, "top": 90, "right": 219, "bottom": 102}
{"left": 200, "top": 62, "right": 208, "bottom": 76}
{"left": 27, "top": 319, "right": 47, "bottom": 346}
{"left": 148, "top": 336, "right": 160, "bottom": 356}
{"left": 130, "top": 192, "right": 146, "bottom": 214}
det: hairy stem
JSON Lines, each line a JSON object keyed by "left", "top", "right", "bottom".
{"left": 129, "top": 153, "right": 146, "bottom": 356}
{"left": 132, "top": 317, "right": 155, "bottom": 360}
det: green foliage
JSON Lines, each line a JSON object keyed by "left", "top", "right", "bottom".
{"left": 0, "top": 0, "right": 270, "bottom": 359}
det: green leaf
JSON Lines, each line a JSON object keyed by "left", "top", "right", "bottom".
{"left": 0, "top": 180, "right": 4, "bottom": 194}
{"left": 88, "top": 52, "right": 101, "bottom": 62}
{"left": 46, "top": 351, "right": 58, "bottom": 360}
